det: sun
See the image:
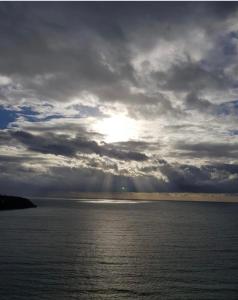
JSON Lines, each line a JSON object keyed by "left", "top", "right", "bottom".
{"left": 96, "top": 115, "right": 139, "bottom": 143}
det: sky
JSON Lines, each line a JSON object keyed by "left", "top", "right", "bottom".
{"left": 0, "top": 2, "right": 238, "bottom": 196}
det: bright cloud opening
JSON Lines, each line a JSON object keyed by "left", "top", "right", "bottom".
{"left": 96, "top": 115, "right": 139, "bottom": 143}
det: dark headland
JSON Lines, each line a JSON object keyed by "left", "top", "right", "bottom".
{"left": 0, "top": 195, "right": 37, "bottom": 210}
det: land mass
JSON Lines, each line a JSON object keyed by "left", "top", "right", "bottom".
{"left": 0, "top": 195, "right": 37, "bottom": 210}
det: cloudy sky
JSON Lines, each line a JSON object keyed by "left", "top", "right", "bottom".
{"left": 1, "top": 2, "right": 238, "bottom": 196}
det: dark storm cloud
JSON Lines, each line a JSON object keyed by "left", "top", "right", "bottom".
{"left": 1, "top": 158, "right": 238, "bottom": 196}
{"left": 15, "top": 120, "right": 103, "bottom": 138}
{"left": 112, "top": 141, "right": 160, "bottom": 152}
{"left": 153, "top": 58, "right": 232, "bottom": 93}
{"left": 0, "top": 2, "right": 237, "bottom": 104}
{"left": 127, "top": 93, "right": 183, "bottom": 119}
{"left": 0, "top": 154, "right": 42, "bottom": 163}
{"left": 0, "top": 2, "right": 134, "bottom": 103}
{"left": 184, "top": 92, "right": 214, "bottom": 112}
{"left": 0, "top": 163, "right": 172, "bottom": 196}
{"left": 11, "top": 131, "right": 77, "bottom": 157}
{"left": 143, "top": 159, "right": 238, "bottom": 193}
{"left": 175, "top": 141, "right": 238, "bottom": 159}
{"left": 10, "top": 130, "right": 148, "bottom": 161}
{"left": 0, "top": 130, "right": 12, "bottom": 144}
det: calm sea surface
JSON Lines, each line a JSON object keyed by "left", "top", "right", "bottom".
{"left": 1, "top": 199, "right": 238, "bottom": 300}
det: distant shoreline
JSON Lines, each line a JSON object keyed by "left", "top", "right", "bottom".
{"left": 31, "top": 192, "right": 238, "bottom": 203}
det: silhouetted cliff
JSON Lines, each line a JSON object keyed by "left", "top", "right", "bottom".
{"left": 0, "top": 195, "right": 37, "bottom": 210}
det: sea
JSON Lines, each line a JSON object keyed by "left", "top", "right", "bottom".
{"left": 0, "top": 198, "right": 238, "bottom": 300}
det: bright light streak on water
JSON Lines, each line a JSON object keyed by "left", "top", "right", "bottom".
{"left": 1, "top": 199, "right": 238, "bottom": 300}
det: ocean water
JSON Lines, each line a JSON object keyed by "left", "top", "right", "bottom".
{"left": 1, "top": 199, "right": 238, "bottom": 300}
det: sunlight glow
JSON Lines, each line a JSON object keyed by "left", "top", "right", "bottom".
{"left": 96, "top": 115, "right": 139, "bottom": 143}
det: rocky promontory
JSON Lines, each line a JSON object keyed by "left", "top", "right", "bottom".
{"left": 0, "top": 195, "right": 37, "bottom": 210}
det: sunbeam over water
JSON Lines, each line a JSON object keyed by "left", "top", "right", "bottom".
{"left": 1, "top": 199, "right": 238, "bottom": 300}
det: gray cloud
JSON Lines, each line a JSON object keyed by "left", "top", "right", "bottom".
{"left": 0, "top": 163, "right": 172, "bottom": 196}
{"left": 112, "top": 140, "right": 159, "bottom": 152}
{"left": 0, "top": 2, "right": 237, "bottom": 107}
{"left": 1, "top": 158, "right": 238, "bottom": 196}
{"left": 10, "top": 130, "right": 148, "bottom": 161}
{"left": 153, "top": 58, "right": 232, "bottom": 93}
{"left": 175, "top": 141, "right": 238, "bottom": 159}
{"left": 184, "top": 92, "right": 214, "bottom": 113}
{"left": 1, "top": 2, "right": 238, "bottom": 195}
{"left": 144, "top": 159, "right": 238, "bottom": 193}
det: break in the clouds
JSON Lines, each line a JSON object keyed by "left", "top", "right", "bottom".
{"left": 0, "top": 2, "right": 238, "bottom": 196}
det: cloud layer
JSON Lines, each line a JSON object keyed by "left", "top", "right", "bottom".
{"left": 0, "top": 2, "right": 238, "bottom": 196}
